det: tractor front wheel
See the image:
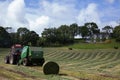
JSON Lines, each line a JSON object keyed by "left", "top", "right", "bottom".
{"left": 4, "top": 56, "right": 9, "bottom": 64}
{"left": 10, "top": 55, "right": 16, "bottom": 64}
{"left": 23, "top": 58, "right": 29, "bottom": 66}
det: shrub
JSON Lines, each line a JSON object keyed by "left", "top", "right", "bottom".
{"left": 114, "top": 46, "right": 119, "bottom": 49}
{"left": 104, "top": 39, "right": 111, "bottom": 43}
{"left": 68, "top": 48, "right": 73, "bottom": 50}
{"left": 116, "top": 38, "right": 120, "bottom": 42}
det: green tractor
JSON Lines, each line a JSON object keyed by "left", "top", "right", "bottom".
{"left": 5, "top": 44, "right": 45, "bottom": 66}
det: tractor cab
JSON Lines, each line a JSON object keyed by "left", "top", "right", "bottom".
{"left": 10, "top": 44, "right": 22, "bottom": 55}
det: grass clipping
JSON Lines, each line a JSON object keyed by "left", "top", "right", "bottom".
{"left": 43, "top": 61, "right": 59, "bottom": 75}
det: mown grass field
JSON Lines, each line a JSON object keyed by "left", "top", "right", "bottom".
{"left": 68, "top": 40, "right": 120, "bottom": 49}
{"left": 0, "top": 48, "right": 120, "bottom": 80}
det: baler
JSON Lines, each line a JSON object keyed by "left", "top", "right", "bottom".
{"left": 18, "top": 46, "right": 45, "bottom": 66}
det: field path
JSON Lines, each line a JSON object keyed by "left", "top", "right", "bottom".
{"left": 0, "top": 66, "right": 47, "bottom": 80}
{"left": 0, "top": 66, "right": 36, "bottom": 79}
{"left": 0, "top": 65, "right": 82, "bottom": 80}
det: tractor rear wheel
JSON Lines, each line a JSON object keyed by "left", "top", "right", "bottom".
{"left": 10, "top": 55, "right": 16, "bottom": 64}
{"left": 39, "top": 58, "right": 45, "bottom": 66}
{"left": 23, "top": 58, "right": 29, "bottom": 66}
{"left": 4, "top": 56, "right": 9, "bottom": 64}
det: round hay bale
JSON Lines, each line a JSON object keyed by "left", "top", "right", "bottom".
{"left": 43, "top": 61, "right": 59, "bottom": 75}
{"left": 68, "top": 48, "right": 72, "bottom": 50}
{"left": 114, "top": 46, "right": 118, "bottom": 49}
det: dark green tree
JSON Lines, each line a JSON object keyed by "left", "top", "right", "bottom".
{"left": 85, "top": 22, "right": 100, "bottom": 36}
{"left": 113, "top": 25, "right": 120, "bottom": 42}
{"left": 37, "top": 37, "right": 46, "bottom": 46}
{"left": 58, "top": 25, "right": 73, "bottom": 44}
{"left": 42, "top": 28, "right": 57, "bottom": 43}
{"left": 42, "top": 25, "right": 75, "bottom": 46}
{"left": 84, "top": 22, "right": 100, "bottom": 42}
{"left": 17, "top": 27, "right": 39, "bottom": 46}
{"left": 17, "top": 27, "right": 30, "bottom": 45}
{"left": 29, "top": 31, "right": 39, "bottom": 46}
{"left": 0, "top": 26, "right": 11, "bottom": 47}
{"left": 69, "top": 23, "right": 79, "bottom": 38}
{"left": 80, "top": 26, "right": 89, "bottom": 39}
{"left": 102, "top": 25, "right": 113, "bottom": 39}
{"left": 9, "top": 33, "right": 19, "bottom": 44}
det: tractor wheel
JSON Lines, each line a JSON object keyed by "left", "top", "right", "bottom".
{"left": 39, "top": 58, "right": 45, "bottom": 66}
{"left": 23, "top": 58, "right": 29, "bottom": 66}
{"left": 10, "top": 55, "right": 16, "bottom": 64}
{"left": 4, "top": 56, "right": 9, "bottom": 64}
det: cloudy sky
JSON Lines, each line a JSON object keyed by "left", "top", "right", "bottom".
{"left": 0, "top": 0, "right": 120, "bottom": 35}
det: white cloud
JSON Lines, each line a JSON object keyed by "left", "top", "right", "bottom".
{"left": 0, "top": 0, "right": 119, "bottom": 35}
{"left": 41, "top": 1, "right": 70, "bottom": 18}
{"left": 35, "top": 16, "right": 49, "bottom": 26}
{"left": 77, "top": 3, "right": 101, "bottom": 26}
{"left": 0, "top": 0, "right": 30, "bottom": 32}
{"left": 39, "top": 0, "right": 77, "bottom": 27}
{"left": 76, "top": 3, "right": 119, "bottom": 29}
{"left": 7, "top": 0, "right": 27, "bottom": 24}
{"left": 0, "top": 0, "right": 50, "bottom": 34}
{"left": 42, "top": 1, "right": 67, "bottom": 16}
{"left": 0, "top": 1, "right": 9, "bottom": 26}
{"left": 105, "top": 21, "right": 118, "bottom": 27}
{"left": 28, "top": 15, "right": 50, "bottom": 35}
{"left": 26, "top": 0, "right": 75, "bottom": 35}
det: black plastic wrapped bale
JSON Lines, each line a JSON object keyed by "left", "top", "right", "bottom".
{"left": 43, "top": 61, "right": 59, "bottom": 75}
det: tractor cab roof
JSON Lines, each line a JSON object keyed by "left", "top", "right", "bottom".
{"left": 12, "top": 44, "right": 22, "bottom": 48}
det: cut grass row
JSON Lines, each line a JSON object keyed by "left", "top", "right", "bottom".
{"left": 44, "top": 48, "right": 120, "bottom": 79}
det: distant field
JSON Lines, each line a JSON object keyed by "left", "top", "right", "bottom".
{"left": 68, "top": 40, "right": 120, "bottom": 49}
{"left": 0, "top": 48, "right": 120, "bottom": 80}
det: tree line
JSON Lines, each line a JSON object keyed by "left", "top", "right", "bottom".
{"left": 0, "top": 27, "right": 39, "bottom": 47}
{"left": 0, "top": 22, "right": 120, "bottom": 47}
